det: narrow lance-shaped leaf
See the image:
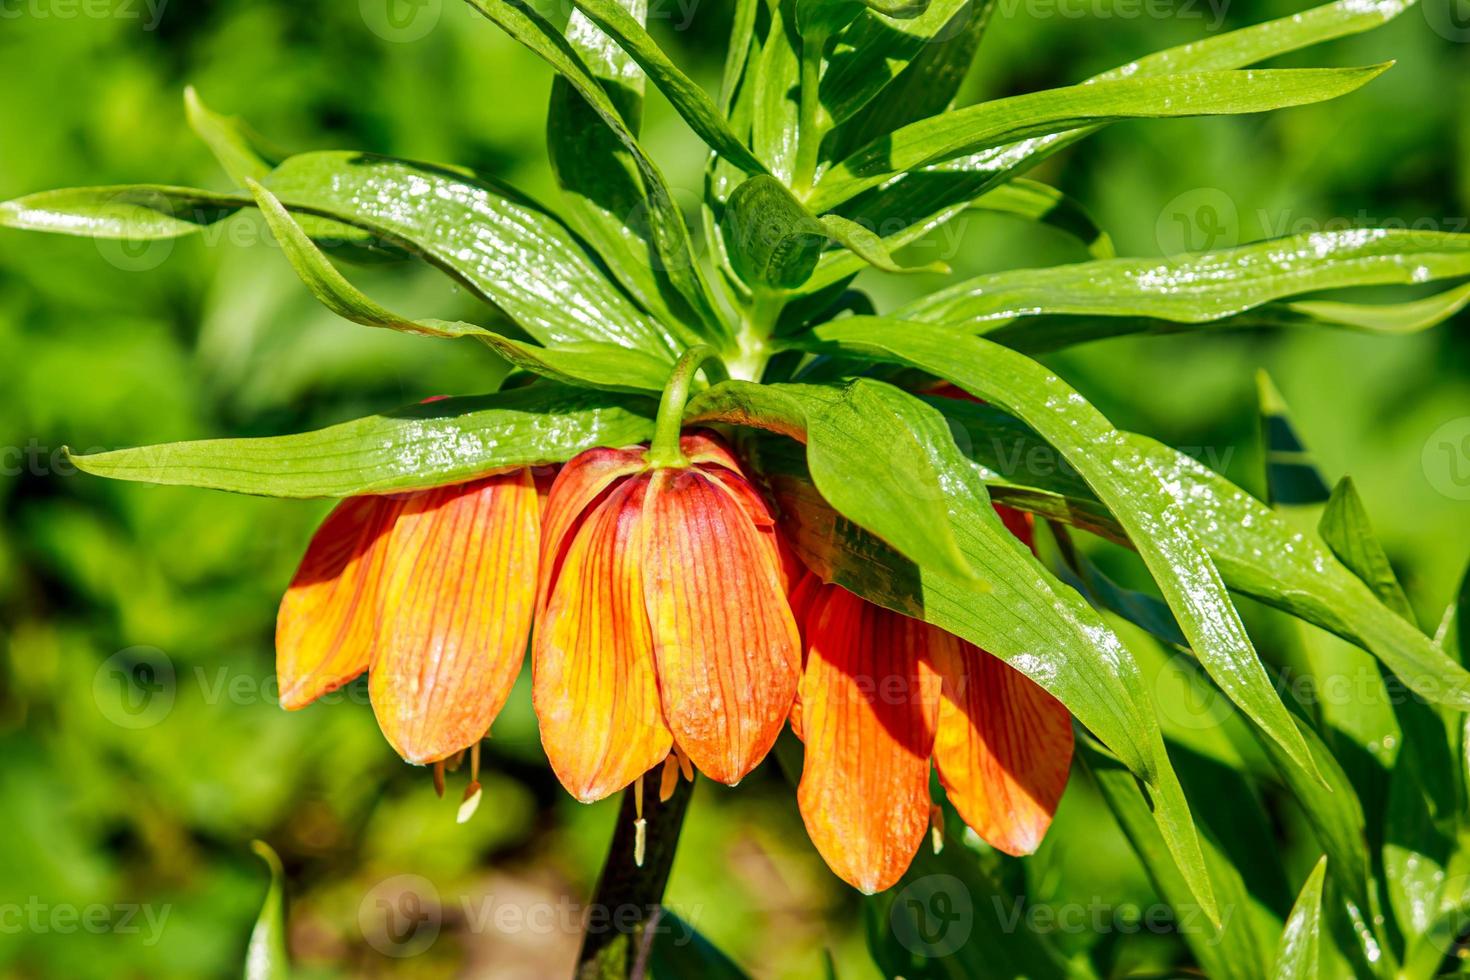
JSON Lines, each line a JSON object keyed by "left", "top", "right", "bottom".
{"left": 549, "top": 0, "right": 699, "bottom": 330}
{"left": 901, "top": 228, "right": 1470, "bottom": 329}
{"left": 1273, "top": 857, "right": 1328, "bottom": 980}
{"left": 566, "top": 0, "right": 767, "bottom": 174}
{"left": 819, "top": 215, "right": 950, "bottom": 274}
{"left": 464, "top": 0, "right": 725, "bottom": 338}
{"left": 927, "top": 396, "right": 1470, "bottom": 712}
{"left": 804, "top": 318, "right": 1322, "bottom": 784}
{"left": 246, "top": 180, "right": 671, "bottom": 393}
{"left": 0, "top": 152, "right": 683, "bottom": 357}
{"left": 184, "top": 86, "right": 277, "bottom": 185}
{"left": 837, "top": 0, "right": 1417, "bottom": 242}
{"left": 689, "top": 380, "right": 1219, "bottom": 921}
{"left": 67, "top": 387, "right": 656, "bottom": 498}
{"left": 808, "top": 65, "right": 1390, "bottom": 210}
{"left": 1319, "top": 477, "right": 1414, "bottom": 618}
{"left": 817, "top": 0, "right": 973, "bottom": 125}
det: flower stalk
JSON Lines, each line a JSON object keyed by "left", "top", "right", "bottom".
{"left": 647, "top": 345, "right": 725, "bottom": 468}
{"left": 574, "top": 774, "right": 695, "bottom": 980}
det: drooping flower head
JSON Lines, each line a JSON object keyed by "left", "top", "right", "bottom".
{"left": 790, "top": 506, "right": 1074, "bottom": 894}
{"left": 534, "top": 430, "right": 800, "bottom": 801}
{"left": 276, "top": 469, "right": 539, "bottom": 766}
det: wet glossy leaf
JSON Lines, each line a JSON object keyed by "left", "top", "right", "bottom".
{"left": 805, "top": 318, "right": 1321, "bottom": 785}
{"left": 67, "top": 387, "right": 655, "bottom": 497}
{"left": 248, "top": 180, "right": 671, "bottom": 392}
{"left": 901, "top": 229, "right": 1470, "bottom": 331}
{"left": 464, "top": 0, "right": 724, "bottom": 337}
{"left": 1273, "top": 857, "right": 1327, "bottom": 980}
{"left": 688, "top": 380, "right": 1219, "bottom": 922}
{"left": 808, "top": 65, "right": 1390, "bottom": 210}
{"left": 567, "top": 0, "right": 765, "bottom": 174}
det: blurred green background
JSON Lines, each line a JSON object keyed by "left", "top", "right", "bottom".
{"left": 0, "top": 0, "right": 1465, "bottom": 976}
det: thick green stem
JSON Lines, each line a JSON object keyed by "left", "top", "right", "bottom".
{"left": 792, "top": 26, "right": 829, "bottom": 198}
{"left": 648, "top": 345, "right": 723, "bottom": 468}
{"left": 573, "top": 776, "right": 695, "bottom": 980}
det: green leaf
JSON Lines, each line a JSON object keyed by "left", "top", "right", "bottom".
{"left": 549, "top": 1, "right": 700, "bottom": 331}
{"left": 464, "top": 0, "right": 724, "bottom": 338}
{"left": 838, "top": 0, "right": 1416, "bottom": 240}
{"left": 901, "top": 229, "right": 1470, "bottom": 331}
{"left": 724, "top": 175, "right": 827, "bottom": 289}
{"left": 1258, "top": 371, "right": 1332, "bottom": 508}
{"left": 1082, "top": 739, "right": 1277, "bottom": 979}
{"left": 0, "top": 184, "right": 242, "bottom": 238}
{"left": 805, "top": 319, "right": 1322, "bottom": 785}
{"left": 819, "top": 214, "right": 950, "bottom": 274}
{"left": 649, "top": 910, "right": 750, "bottom": 980}
{"left": 688, "top": 381, "right": 1218, "bottom": 923}
{"left": 1383, "top": 763, "right": 1452, "bottom": 947}
{"left": 184, "top": 86, "right": 277, "bottom": 185}
{"left": 808, "top": 65, "right": 1391, "bottom": 210}
{"left": 818, "top": 0, "right": 975, "bottom": 126}
{"left": 247, "top": 179, "right": 671, "bottom": 392}
{"left": 67, "top": 387, "right": 655, "bottom": 497}
{"left": 1319, "top": 477, "right": 1414, "bottom": 619}
{"left": 928, "top": 397, "right": 1470, "bottom": 713}
{"left": 824, "top": 0, "right": 994, "bottom": 161}
{"left": 751, "top": 0, "right": 803, "bottom": 184}
{"left": 969, "top": 179, "right": 1115, "bottom": 259}
{"left": 1273, "top": 857, "right": 1328, "bottom": 980}
{"left": 566, "top": 0, "right": 765, "bottom": 174}
{"left": 244, "top": 841, "right": 288, "bottom": 980}
{"left": 1042, "top": 525, "right": 1187, "bottom": 650}
{"left": 864, "top": 838, "right": 1073, "bottom": 979}
{"left": 0, "top": 152, "right": 682, "bottom": 356}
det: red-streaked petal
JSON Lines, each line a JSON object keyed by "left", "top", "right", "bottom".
{"left": 642, "top": 468, "right": 800, "bottom": 785}
{"left": 276, "top": 496, "right": 400, "bottom": 710}
{"left": 679, "top": 429, "right": 743, "bottom": 473}
{"left": 797, "top": 586, "right": 941, "bottom": 893}
{"left": 932, "top": 641, "right": 1073, "bottom": 856}
{"left": 533, "top": 476, "right": 671, "bottom": 802}
{"left": 369, "top": 471, "right": 540, "bottom": 764}
{"left": 537, "top": 446, "right": 646, "bottom": 619}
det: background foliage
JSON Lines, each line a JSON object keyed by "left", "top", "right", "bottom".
{"left": 0, "top": 0, "right": 1467, "bottom": 976}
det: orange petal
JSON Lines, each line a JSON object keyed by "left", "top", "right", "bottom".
{"left": 369, "top": 471, "right": 540, "bottom": 764}
{"left": 533, "top": 476, "right": 672, "bottom": 802}
{"left": 932, "top": 641, "right": 1073, "bottom": 856}
{"left": 679, "top": 429, "right": 743, "bottom": 472}
{"left": 642, "top": 468, "right": 800, "bottom": 785}
{"left": 797, "top": 586, "right": 941, "bottom": 893}
{"left": 537, "top": 446, "right": 646, "bottom": 618}
{"left": 276, "top": 496, "right": 399, "bottom": 710}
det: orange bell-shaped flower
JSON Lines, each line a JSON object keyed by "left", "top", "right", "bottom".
{"left": 533, "top": 430, "right": 801, "bottom": 802}
{"left": 791, "top": 506, "right": 1074, "bottom": 893}
{"left": 275, "top": 469, "right": 540, "bottom": 765}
